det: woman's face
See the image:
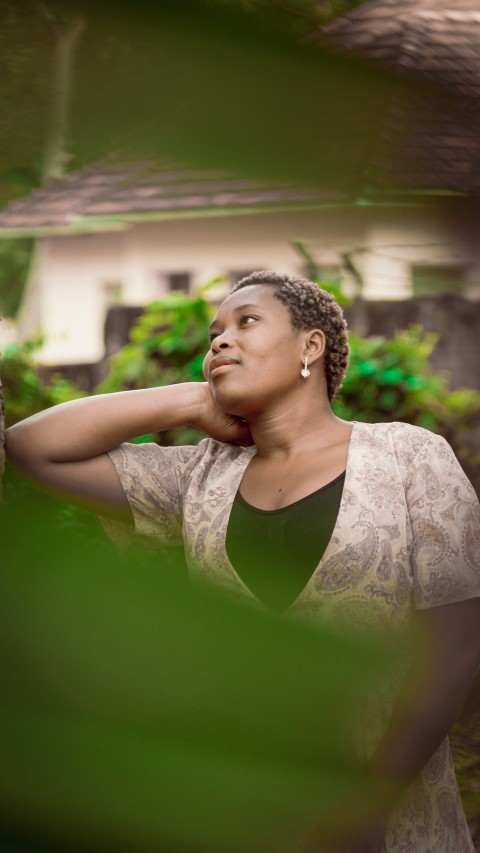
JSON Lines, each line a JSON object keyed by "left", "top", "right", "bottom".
{"left": 202, "top": 285, "right": 309, "bottom": 417}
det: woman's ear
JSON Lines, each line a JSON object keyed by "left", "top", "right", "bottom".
{"left": 303, "top": 329, "right": 326, "bottom": 365}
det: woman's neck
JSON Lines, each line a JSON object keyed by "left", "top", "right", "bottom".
{"left": 247, "top": 397, "right": 348, "bottom": 460}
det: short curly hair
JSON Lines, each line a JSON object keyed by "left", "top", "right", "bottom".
{"left": 232, "top": 270, "right": 349, "bottom": 401}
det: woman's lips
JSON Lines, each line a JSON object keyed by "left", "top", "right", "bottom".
{"left": 210, "top": 361, "right": 237, "bottom": 376}
{"left": 209, "top": 357, "right": 239, "bottom": 377}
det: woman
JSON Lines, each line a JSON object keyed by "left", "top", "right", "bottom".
{"left": 6, "top": 270, "right": 480, "bottom": 852}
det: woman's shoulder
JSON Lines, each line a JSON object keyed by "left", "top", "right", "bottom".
{"left": 356, "top": 420, "right": 449, "bottom": 450}
{"left": 112, "top": 436, "right": 251, "bottom": 461}
{"left": 352, "top": 421, "right": 456, "bottom": 475}
{"left": 108, "top": 438, "right": 255, "bottom": 507}
{"left": 175, "top": 437, "right": 254, "bottom": 465}
{"left": 171, "top": 438, "right": 255, "bottom": 492}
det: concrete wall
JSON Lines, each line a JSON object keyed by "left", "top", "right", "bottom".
{"left": 345, "top": 295, "right": 480, "bottom": 497}
{"left": 345, "top": 294, "right": 480, "bottom": 392}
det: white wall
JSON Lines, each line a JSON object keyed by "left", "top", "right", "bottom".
{"left": 123, "top": 207, "right": 369, "bottom": 300}
{"left": 33, "top": 207, "right": 369, "bottom": 364}
{"left": 361, "top": 206, "right": 480, "bottom": 300}
{"left": 26, "top": 203, "right": 480, "bottom": 365}
{"left": 35, "top": 231, "right": 125, "bottom": 363}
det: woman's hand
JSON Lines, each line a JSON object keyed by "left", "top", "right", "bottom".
{"left": 193, "top": 383, "right": 254, "bottom": 446}
{"left": 4, "top": 382, "right": 253, "bottom": 517}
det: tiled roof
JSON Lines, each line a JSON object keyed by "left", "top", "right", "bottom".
{"left": 315, "top": 0, "right": 480, "bottom": 68}
{"left": 0, "top": 159, "right": 345, "bottom": 233}
{"left": 2, "top": 1, "right": 479, "bottom": 225}
{"left": 310, "top": 0, "right": 480, "bottom": 193}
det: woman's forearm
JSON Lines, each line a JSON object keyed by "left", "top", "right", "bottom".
{"left": 370, "top": 658, "right": 478, "bottom": 800}
{"left": 319, "top": 628, "right": 480, "bottom": 852}
{"left": 368, "top": 599, "right": 480, "bottom": 806}
{"left": 5, "top": 381, "right": 251, "bottom": 511}
{"left": 5, "top": 383, "right": 204, "bottom": 467}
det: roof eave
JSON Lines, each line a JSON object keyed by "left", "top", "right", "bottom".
{"left": 0, "top": 218, "right": 129, "bottom": 240}
{"left": 0, "top": 191, "right": 466, "bottom": 239}
{"left": 0, "top": 201, "right": 343, "bottom": 238}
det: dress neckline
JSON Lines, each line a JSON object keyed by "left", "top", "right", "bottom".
{"left": 221, "top": 421, "right": 359, "bottom": 614}
{"left": 236, "top": 470, "right": 346, "bottom": 516}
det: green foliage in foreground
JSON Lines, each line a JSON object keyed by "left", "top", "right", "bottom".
{"left": 0, "top": 474, "right": 407, "bottom": 853}
{"left": 3, "top": 287, "right": 480, "bottom": 848}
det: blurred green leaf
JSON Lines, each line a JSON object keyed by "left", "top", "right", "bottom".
{"left": 0, "top": 476, "right": 411, "bottom": 853}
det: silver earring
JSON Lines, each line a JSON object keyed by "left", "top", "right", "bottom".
{"left": 301, "top": 356, "right": 310, "bottom": 379}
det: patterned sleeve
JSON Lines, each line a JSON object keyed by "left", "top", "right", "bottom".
{"left": 405, "top": 430, "right": 480, "bottom": 609}
{"left": 101, "top": 441, "right": 202, "bottom": 550}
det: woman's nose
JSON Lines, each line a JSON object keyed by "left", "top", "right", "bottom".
{"left": 211, "top": 333, "right": 233, "bottom": 351}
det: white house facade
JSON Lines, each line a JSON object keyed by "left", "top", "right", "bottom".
{"left": 2, "top": 0, "right": 480, "bottom": 367}
{"left": 3, "top": 182, "right": 479, "bottom": 366}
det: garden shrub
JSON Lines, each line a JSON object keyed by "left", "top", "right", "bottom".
{"left": 4, "top": 286, "right": 480, "bottom": 456}
{"left": 333, "top": 325, "right": 480, "bottom": 441}
{"left": 1, "top": 335, "right": 84, "bottom": 428}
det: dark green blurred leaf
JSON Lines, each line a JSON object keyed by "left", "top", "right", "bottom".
{"left": 0, "top": 475, "right": 409, "bottom": 852}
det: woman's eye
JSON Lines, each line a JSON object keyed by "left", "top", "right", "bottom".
{"left": 240, "top": 315, "right": 258, "bottom": 327}
{"left": 208, "top": 315, "right": 258, "bottom": 342}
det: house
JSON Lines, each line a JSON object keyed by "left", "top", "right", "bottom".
{"left": 0, "top": 0, "right": 479, "bottom": 369}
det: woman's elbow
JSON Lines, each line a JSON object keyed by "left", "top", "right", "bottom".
{"left": 4, "top": 422, "right": 42, "bottom": 473}
{"left": 4, "top": 424, "right": 24, "bottom": 464}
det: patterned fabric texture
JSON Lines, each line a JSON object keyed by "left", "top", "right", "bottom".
{"left": 106, "top": 421, "right": 480, "bottom": 852}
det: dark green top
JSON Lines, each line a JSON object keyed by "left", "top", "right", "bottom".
{"left": 225, "top": 471, "right": 346, "bottom": 614}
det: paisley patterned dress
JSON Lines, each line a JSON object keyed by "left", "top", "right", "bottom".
{"left": 106, "top": 421, "right": 480, "bottom": 852}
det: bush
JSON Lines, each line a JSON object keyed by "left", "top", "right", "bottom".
{"left": 96, "top": 287, "right": 216, "bottom": 445}
{"left": 1, "top": 336, "right": 96, "bottom": 535}
{"left": 96, "top": 288, "right": 480, "bottom": 454}
{"left": 334, "top": 325, "right": 480, "bottom": 438}
{"left": 1, "top": 335, "right": 85, "bottom": 428}
{"left": 4, "top": 288, "right": 480, "bottom": 455}
{"left": 0, "top": 238, "right": 33, "bottom": 318}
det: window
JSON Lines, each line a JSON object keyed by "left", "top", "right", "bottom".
{"left": 411, "top": 265, "right": 467, "bottom": 296}
{"left": 167, "top": 272, "right": 191, "bottom": 293}
{"left": 103, "top": 281, "right": 123, "bottom": 306}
